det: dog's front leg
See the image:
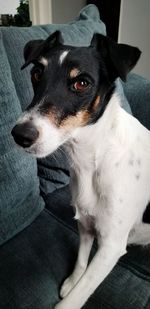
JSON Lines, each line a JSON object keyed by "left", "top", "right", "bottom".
{"left": 60, "top": 222, "right": 94, "bottom": 298}
{"left": 55, "top": 237, "right": 126, "bottom": 309}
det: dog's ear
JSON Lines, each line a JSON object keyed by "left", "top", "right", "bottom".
{"left": 45, "top": 30, "right": 63, "bottom": 47}
{"left": 91, "top": 34, "right": 141, "bottom": 82}
{"left": 21, "top": 39, "right": 44, "bottom": 69}
{"left": 21, "top": 31, "right": 63, "bottom": 70}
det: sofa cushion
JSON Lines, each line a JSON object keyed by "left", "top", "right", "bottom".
{"left": 0, "top": 30, "right": 44, "bottom": 246}
{"left": 0, "top": 208, "right": 150, "bottom": 309}
{"left": 123, "top": 73, "right": 150, "bottom": 130}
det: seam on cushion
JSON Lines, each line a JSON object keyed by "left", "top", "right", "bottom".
{"left": 121, "top": 256, "right": 150, "bottom": 278}
{"left": 118, "top": 260, "right": 150, "bottom": 283}
{"left": 44, "top": 208, "right": 79, "bottom": 237}
{"left": 44, "top": 209, "right": 150, "bottom": 284}
{"left": 86, "top": 299, "right": 116, "bottom": 309}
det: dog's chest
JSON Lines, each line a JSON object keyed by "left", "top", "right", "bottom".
{"left": 71, "top": 167, "right": 98, "bottom": 232}
{"left": 68, "top": 139, "right": 99, "bottom": 229}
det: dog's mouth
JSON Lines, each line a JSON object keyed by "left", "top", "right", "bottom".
{"left": 11, "top": 112, "right": 62, "bottom": 158}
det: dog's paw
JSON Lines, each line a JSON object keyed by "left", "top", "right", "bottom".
{"left": 54, "top": 303, "right": 62, "bottom": 309}
{"left": 60, "top": 277, "right": 75, "bottom": 298}
{"left": 54, "top": 303, "right": 65, "bottom": 309}
{"left": 54, "top": 300, "right": 71, "bottom": 309}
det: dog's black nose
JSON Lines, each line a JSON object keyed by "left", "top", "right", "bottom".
{"left": 11, "top": 122, "right": 39, "bottom": 148}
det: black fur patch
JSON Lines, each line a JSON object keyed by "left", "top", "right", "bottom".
{"left": 22, "top": 31, "right": 141, "bottom": 127}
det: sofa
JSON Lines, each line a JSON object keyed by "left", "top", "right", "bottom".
{"left": 0, "top": 5, "right": 150, "bottom": 309}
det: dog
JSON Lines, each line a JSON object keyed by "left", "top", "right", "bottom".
{"left": 11, "top": 31, "right": 150, "bottom": 309}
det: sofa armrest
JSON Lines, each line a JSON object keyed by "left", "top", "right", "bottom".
{"left": 123, "top": 73, "right": 150, "bottom": 130}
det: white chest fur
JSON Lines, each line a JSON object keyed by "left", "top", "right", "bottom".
{"left": 65, "top": 93, "right": 150, "bottom": 236}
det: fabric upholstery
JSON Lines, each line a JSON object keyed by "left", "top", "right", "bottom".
{"left": 0, "top": 206, "right": 150, "bottom": 309}
{"left": 0, "top": 31, "right": 44, "bottom": 246}
{"left": 123, "top": 73, "right": 150, "bottom": 130}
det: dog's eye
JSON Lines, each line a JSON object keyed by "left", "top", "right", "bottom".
{"left": 73, "top": 80, "right": 89, "bottom": 92}
{"left": 31, "top": 65, "right": 43, "bottom": 82}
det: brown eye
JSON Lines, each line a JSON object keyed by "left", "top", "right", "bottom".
{"left": 73, "top": 80, "right": 89, "bottom": 92}
{"left": 31, "top": 66, "right": 43, "bottom": 82}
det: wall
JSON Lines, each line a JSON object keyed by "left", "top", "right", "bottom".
{"left": 118, "top": 0, "right": 150, "bottom": 79}
{"left": 29, "top": 0, "right": 150, "bottom": 78}
{"left": 0, "top": 0, "right": 19, "bottom": 15}
{"left": 29, "top": 0, "right": 52, "bottom": 25}
{"left": 52, "top": 0, "right": 86, "bottom": 23}
{"left": 29, "top": 0, "right": 86, "bottom": 25}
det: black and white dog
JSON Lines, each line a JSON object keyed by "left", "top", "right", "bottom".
{"left": 12, "top": 31, "right": 150, "bottom": 309}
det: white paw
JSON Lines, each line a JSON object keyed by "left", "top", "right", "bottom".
{"left": 60, "top": 277, "right": 75, "bottom": 298}
{"left": 54, "top": 300, "right": 71, "bottom": 309}
{"left": 54, "top": 303, "right": 63, "bottom": 309}
{"left": 54, "top": 303, "right": 64, "bottom": 309}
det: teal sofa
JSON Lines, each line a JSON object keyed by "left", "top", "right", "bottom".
{"left": 0, "top": 5, "right": 150, "bottom": 309}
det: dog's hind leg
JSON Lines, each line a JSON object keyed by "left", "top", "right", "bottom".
{"left": 128, "top": 223, "right": 150, "bottom": 246}
{"left": 60, "top": 222, "right": 94, "bottom": 298}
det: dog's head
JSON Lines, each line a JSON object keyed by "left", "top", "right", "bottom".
{"left": 11, "top": 31, "right": 141, "bottom": 157}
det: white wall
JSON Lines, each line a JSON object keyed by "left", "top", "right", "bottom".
{"left": 118, "top": 0, "right": 150, "bottom": 79}
{"left": 52, "top": 0, "right": 86, "bottom": 23}
{"left": 0, "top": 0, "right": 19, "bottom": 15}
{"left": 29, "top": 0, "right": 86, "bottom": 25}
{"left": 29, "top": 0, "right": 52, "bottom": 25}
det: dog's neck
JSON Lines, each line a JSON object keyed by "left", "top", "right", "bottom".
{"left": 65, "top": 90, "right": 122, "bottom": 169}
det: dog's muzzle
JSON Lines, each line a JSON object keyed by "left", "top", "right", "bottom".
{"left": 11, "top": 122, "right": 39, "bottom": 148}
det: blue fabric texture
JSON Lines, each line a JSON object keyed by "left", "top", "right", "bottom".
{"left": 123, "top": 73, "right": 150, "bottom": 130}
{"left": 0, "top": 31, "right": 44, "bottom": 246}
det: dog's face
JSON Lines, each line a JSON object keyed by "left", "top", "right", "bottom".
{"left": 11, "top": 31, "right": 141, "bottom": 157}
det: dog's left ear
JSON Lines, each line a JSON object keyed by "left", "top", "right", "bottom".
{"left": 91, "top": 34, "right": 141, "bottom": 82}
{"left": 21, "top": 31, "right": 63, "bottom": 70}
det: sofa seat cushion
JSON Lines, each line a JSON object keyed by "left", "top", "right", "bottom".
{"left": 0, "top": 208, "right": 150, "bottom": 309}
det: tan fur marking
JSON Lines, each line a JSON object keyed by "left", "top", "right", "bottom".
{"left": 70, "top": 68, "right": 80, "bottom": 79}
{"left": 46, "top": 110, "right": 59, "bottom": 125}
{"left": 60, "top": 110, "right": 90, "bottom": 131}
{"left": 93, "top": 96, "right": 101, "bottom": 110}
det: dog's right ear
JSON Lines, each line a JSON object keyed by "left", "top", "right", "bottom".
{"left": 21, "top": 40, "right": 44, "bottom": 70}
{"left": 91, "top": 33, "right": 141, "bottom": 82}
